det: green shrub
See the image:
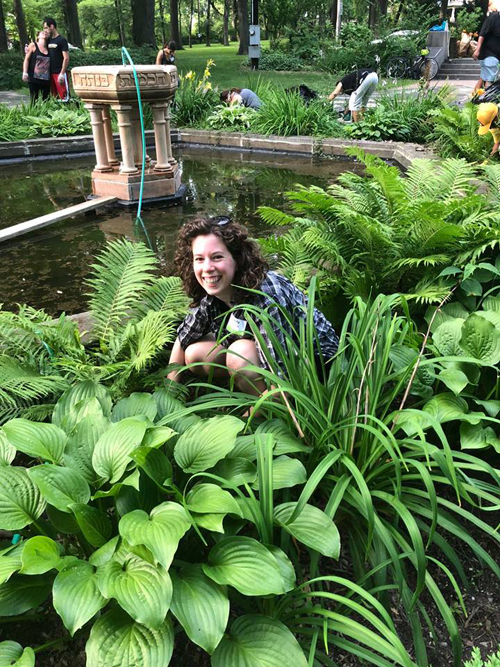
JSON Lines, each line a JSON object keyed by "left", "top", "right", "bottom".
{"left": 206, "top": 103, "right": 257, "bottom": 130}
{"left": 256, "top": 49, "right": 304, "bottom": 71}
{"left": 253, "top": 91, "right": 344, "bottom": 137}
{"left": 172, "top": 59, "right": 218, "bottom": 128}
{"left": 428, "top": 102, "right": 492, "bottom": 161}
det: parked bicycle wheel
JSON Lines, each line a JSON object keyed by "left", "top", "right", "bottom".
{"left": 419, "top": 57, "right": 439, "bottom": 81}
{"left": 386, "top": 58, "right": 408, "bottom": 80}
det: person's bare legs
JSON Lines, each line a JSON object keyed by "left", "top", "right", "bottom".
{"left": 352, "top": 110, "right": 361, "bottom": 122}
{"left": 226, "top": 339, "right": 266, "bottom": 395}
{"left": 184, "top": 335, "right": 227, "bottom": 378}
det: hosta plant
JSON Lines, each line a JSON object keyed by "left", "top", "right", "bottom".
{"left": 188, "top": 290, "right": 500, "bottom": 667}
{"left": 0, "top": 378, "right": 412, "bottom": 667}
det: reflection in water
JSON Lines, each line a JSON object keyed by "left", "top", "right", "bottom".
{"left": 0, "top": 147, "right": 364, "bottom": 315}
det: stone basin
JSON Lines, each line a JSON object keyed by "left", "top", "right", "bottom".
{"left": 71, "top": 65, "right": 178, "bottom": 104}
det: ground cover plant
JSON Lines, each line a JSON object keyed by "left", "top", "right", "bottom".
{"left": 428, "top": 102, "right": 493, "bottom": 162}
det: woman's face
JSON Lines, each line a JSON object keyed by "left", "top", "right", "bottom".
{"left": 192, "top": 233, "right": 237, "bottom": 304}
{"left": 37, "top": 31, "right": 47, "bottom": 43}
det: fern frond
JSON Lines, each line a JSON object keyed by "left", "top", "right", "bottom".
{"left": 87, "top": 239, "right": 158, "bottom": 346}
{"left": 137, "top": 276, "right": 189, "bottom": 319}
{"left": 257, "top": 206, "right": 297, "bottom": 227}
{"left": 128, "top": 311, "right": 178, "bottom": 372}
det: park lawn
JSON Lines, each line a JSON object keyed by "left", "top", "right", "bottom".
{"left": 175, "top": 41, "right": 339, "bottom": 95}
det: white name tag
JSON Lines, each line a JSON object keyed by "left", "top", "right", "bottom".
{"left": 227, "top": 313, "right": 247, "bottom": 334}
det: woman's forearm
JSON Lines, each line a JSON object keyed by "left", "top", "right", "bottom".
{"left": 167, "top": 338, "right": 185, "bottom": 381}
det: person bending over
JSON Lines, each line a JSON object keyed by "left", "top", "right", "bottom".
{"left": 328, "top": 67, "right": 378, "bottom": 122}
{"left": 167, "top": 217, "right": 338, "bottom": 395}
{"left": 220, "top": 88, "right": 262, "bottom": 109}
{"left": 478, "top": 102, "right": 500, "bottom": 157}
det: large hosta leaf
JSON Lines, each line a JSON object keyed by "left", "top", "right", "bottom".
{"left": 211, "top": 615, "right": 308, "bottom": 667}
{"left": 0, "top": 575, "right": 52, "bottom": 615}
{"left": 64, "top": 414, "right": 110, "bottom": 483}
{"left": 174, "top": 416, "right": 244, "bottom": 473}
{"left": 274, "top": 503, "right": 340, "bottom": 558}
{"left": 437, "top": 367, "right": 469, "bottom": 395}
{"left": 0, "top": 544, "right": 23, "bottom": 585}
{"left": 58, "top": 397, "right": 105, "bottom": 435}
{"left": 460, "top": 422, "right": 500, "bottom": 452}
{"left": 0, "top": 429, "right": 15, "bottom": 466}
{"left": 460, "top": 313, "right": 500, "bottom": 364}
{"left": 2, "top": 420, "right": 66, "bottom": 464}
{"left": 52, "top": 380, "right": 112, "bottom": 428}
{"left": 86, "top": 608, "right": 174, "bottom": 667}
{"left": 119, "top": 501, "right": 190, "bottom": 569}
{"left": 265, "top": 544, "right": 296, "bottom": 592}
{"left": 423, "top": 393, "right": 468, "bottom": 424}
{"left": 171, "top": 564, "right": 229, "bottom": 654}
{"left": 97, "top": 555, "right": 172, "bottom": 628}
{"left": 256, "top": 419, "right": 311, "bottom": 455}
{"left": 252, "top": 455, "right": 306, "bottom": 491}
{"left": 53, "top": 559, "right": 107, "bottom": 636}
{"left": 0, "top": 641, "right": 35, "bottom": 667}
{"left": 432, "top": 319, "right": 464, "bottom": 357}
{"left": 70, "top": 503, "right": 112, "bottom": 547}
{"left": 203, "top": 537, "right": 285, "bottom": 596}
{"left": 20, "top": 537, "right": 61, "bottom": 574}
{"left": 129, "top": 447, "right": 173, "bottom": 488}
{"left": 0, "top": 467, "right": 46, "bottom": 530}
{"left": 211, "top": 457, "right": 257, "bottom": 486}
{"left": 186, "top": 484, "right": 242, "bottom": 516}
{"left": 111, "top": 393, "right": 157, "bottom": 423}
{"left": 28, "top": 465, "right": 90, "bottom": 513}
{"left": 92, "top": 417, "right": 148, "bottom": 483}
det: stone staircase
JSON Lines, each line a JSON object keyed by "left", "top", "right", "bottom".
{"left": 436, "top": 57, "right": 481, "bottom": 80}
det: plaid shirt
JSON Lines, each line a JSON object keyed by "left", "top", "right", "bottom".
{"left": 177, "top": 271, "right": 339, "bottom": 371}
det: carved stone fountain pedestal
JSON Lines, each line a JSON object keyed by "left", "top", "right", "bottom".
{"left": 71, "top": 65, "right": 182, "bottom": 204}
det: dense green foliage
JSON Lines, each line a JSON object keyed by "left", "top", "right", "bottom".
{"left": 465, "top": 648, "right": 500, "bottom": 667}
{"left": 428, "top": 103, "right": 493, "bottom": 162}
{"left": 259, "top": 150, "right": 500, "bottom": 306}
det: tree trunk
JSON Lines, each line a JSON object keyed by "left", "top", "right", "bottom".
{"left": 114, "top": 0, "right": 126, "bottom": 46}
{"left": 132, "top": 0, "right": 156, "bottom": 46}
{"left": 439, "top": 0, "right": 448, "bottom": 20}
{"left": 169, "top": 0, "right": 182, "bottom": 47}
{"left": 62, "top": 0, "right": 83, "bottom": 48}
{"left": 178, "top": 0, "right": 182, "bottom": 40}
{"left": 394, "top": 0, "right": 404, "bottom": 24}
{"left": 232, "top": 0, "right": 238, "bottom": 40}
{"left": 236, "top": 0, "right": 248, "bottom": 55}
{"left": 223, "top": 0, "right": 229, "bottom": 44}
{"left": 13, "top": 0, "right": 28, "bottom": 51}
{"left": 205, "top": 0, "right": 211, "bottom": 45}
{"left": 188, "top": 0, "right": 194, "bottom": 46}
{"left": 0, "top": 0, "right": 8, "bottom": 52}
{"left": 368, "top": 0, "right": 377, "bottom": 29}
{"left": 158, "top": 0, "right": 167, "bottom": 45}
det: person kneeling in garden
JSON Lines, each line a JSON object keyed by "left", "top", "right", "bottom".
{"left": 167, "top": 217, "right": 339, "bottom": 395}
{"left": 328, "top": 67, "right": 379, "bottom": 122}
{"left": 220, "top": 88, "right": 262, "bottom": 109}
{"left": 477, "top": 102, "right": 500, "bottom": 157}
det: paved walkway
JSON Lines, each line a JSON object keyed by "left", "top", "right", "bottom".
{"left": 0, "top": 91, "right": 29, "bottom": 107}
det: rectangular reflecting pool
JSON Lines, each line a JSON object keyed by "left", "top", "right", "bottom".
{"left": 0, "top": 147, "right": 364, "bottom": 315}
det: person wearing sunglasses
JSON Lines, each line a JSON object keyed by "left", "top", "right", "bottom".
{"left": 167, "top": 217, "right": 338, "bottom": 396}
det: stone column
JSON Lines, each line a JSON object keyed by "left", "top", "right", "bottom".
{"left": 151, "top": 102, "right": 173, "bottom": 172}
{"left": 111, "top": 104, "right": 139, "bottom": 174}
{"left": 101, "top": 106, "right": 119, "bottom": 167}
{"left": 130, "top": 106, "right": 144, "bottom": 168}
{"left": 85, "top": 103, "right": 113, "bottom": 172}
{"left": 165, "top": 103, "right": 176, "bottom": 165}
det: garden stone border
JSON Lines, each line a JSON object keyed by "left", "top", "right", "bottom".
{"left": 0, "top": 129, "right": 436, "bottom": 169}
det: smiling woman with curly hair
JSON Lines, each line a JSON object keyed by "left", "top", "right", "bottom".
{"left": 167, "top": 216, "right": 339, "bottom": 396}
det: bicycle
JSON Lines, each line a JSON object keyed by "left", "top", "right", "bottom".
{"left": 386, "top": 52, "right": 439, "bottom": 82}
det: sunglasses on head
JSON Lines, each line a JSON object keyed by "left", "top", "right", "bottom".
{"left": 210, "top": 216, "right": 232, "bottom": 227}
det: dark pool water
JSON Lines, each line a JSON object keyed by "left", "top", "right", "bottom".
{"left": 0, "top": 147, "right": 363, "bottom": 315}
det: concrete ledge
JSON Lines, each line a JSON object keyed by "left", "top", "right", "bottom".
{"left": 0, "top": 128, "right": 436, "bottom": 168}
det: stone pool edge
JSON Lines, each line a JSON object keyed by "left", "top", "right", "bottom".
{"left": 0, "top": 129, "right": 436, "bottom": 170}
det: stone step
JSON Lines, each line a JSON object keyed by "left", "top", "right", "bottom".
{"left": 439, "top": 68, "right": 481, "bottom": 75}
{"left": 440, "top": 66, "right": 481, "bottom": 72}
{"left": 436, "top": 73, "right": 479, "bottom": 80}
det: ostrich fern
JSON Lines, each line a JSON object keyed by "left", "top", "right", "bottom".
{"left": 0, "top": 239, "right": 189, "bottom": 418}
{"left": 258, "top": 150, "right": 500, "bottom": 303}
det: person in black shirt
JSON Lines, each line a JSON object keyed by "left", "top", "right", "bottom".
{"left": 22, "top": 30, "right": 50, "bottom": 102}
{"left": 43, "top": 17, "right": 69, "bottom": 101}
{"left": 473, "top": 5, "right": 500, "bottom": 87}
{"left": 156, "top": 41, "right": 176, "bottom": 66}
{"left": 328, "top": 68, "right": 378, "bottom": 122}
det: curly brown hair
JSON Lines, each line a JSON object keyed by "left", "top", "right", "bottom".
{"left": 175, "top": 217, "right": 269, "bottom": 305}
